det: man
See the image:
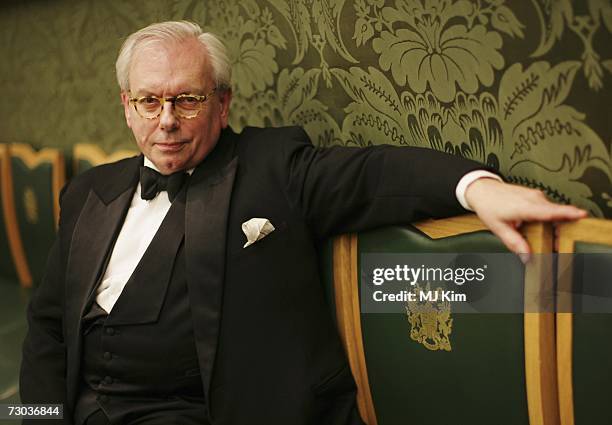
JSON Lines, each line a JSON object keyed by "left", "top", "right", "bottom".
{"left": 20, "top": 21, "right": 586, "bottom": 425}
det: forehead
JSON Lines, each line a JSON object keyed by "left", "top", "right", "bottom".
{"left": 129, "top": 38, "right": 212, "bottom": 94}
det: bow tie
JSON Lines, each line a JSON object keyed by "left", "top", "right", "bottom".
{"left": 139, "top": 166, "right": 187, "bottom": 202}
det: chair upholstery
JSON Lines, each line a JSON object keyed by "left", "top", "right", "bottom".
{"left": 330, "top": 214, "right": 558, "bottom": 425}
{"left": 73, "top": 143, "right": 137, "bottom": 175}
{"left": 9, "top": 143, "right": 65, "bottom": 287}
{"left": 557, "top": 218, "right": 612, "bottom": 425}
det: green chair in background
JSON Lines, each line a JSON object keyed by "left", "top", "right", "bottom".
{"left": 9, "top": 143, "right": 65, "bottom": 287}
{"left": 557, "top": 218, "right": 612, "bottom": 425}
{"left": 73, "top": 143, "right": 137, "bottom": 175}
{"left": 0, "top": 144, "right": 29, "bottom": 286}
{"left": 331, "top": 215, "right": 558, "bottom": 425}
{"left": 0, "top": 144, "right": 31, "bottom": 405}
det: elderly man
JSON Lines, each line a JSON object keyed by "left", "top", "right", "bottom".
{"left": 20, "top": 20, "right": 585, "bottom": 425}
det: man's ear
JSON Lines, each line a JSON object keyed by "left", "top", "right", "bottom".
{"left": 120, "top": 91, "right": 132, "bottom": 129}
{"left": 218, "top": 88, "right": 232, "bottom": 129}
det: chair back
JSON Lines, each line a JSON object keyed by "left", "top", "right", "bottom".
{"left": 0, "top": 144, "right": 26, "bottom": 285}
{"left": 9, "top": 143, "right": 65, "bottom": 287}
{"left": 330, "top": 214, "right": 558, "bottom": 425}
{"left": 0, "top": 144, "right": 31, "bottom": 403}
{"left": 73, "top": 143, "right": 137, "bottom": 175}
{"left": 557, "top": 218, "right": 612, "bottom": 425}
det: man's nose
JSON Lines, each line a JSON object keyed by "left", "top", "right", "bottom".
{"left": 159, "top": 100, "right": 179, "bottom": 131}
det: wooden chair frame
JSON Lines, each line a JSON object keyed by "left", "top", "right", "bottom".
{"left": 556, "top": 218, "right": 612, "bottom": 425}
{"left": 333, "top": 214, "right": 558, "bottom": 425}
{"left": 73, "top": 143, "right": 137, "bottom": 175}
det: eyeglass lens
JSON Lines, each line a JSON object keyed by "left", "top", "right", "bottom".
{"left": 134, "top": 95, "right": 206, "bottom": 118}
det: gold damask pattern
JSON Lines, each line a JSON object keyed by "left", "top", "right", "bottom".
{"left": 0, "top": 0, "right": 610, "bottom": 216}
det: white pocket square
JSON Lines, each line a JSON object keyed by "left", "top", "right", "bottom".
{"left": 242, "top": 218, "right": 275, "bottom": 248}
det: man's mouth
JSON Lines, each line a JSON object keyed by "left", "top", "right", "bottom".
{"left": 155, "top": 141, "right": 186, "bottom": 152}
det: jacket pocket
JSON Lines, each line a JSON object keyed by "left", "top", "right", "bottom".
{"left": 230, "top": 221, "right": 289, "bottom": 261}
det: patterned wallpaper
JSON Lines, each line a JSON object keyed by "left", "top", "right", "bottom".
{"left": 0, "top": 0, "right": 610, "bottom": 216}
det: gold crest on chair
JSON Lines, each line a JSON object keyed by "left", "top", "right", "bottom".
{"left": 23, "top": 186, "right": 38, "bottom": 224}
{"left": 405, "top": 283, "right": 453, "bottom": 352}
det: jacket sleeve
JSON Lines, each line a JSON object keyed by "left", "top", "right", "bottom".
{"left": 281, "top": 127, "right": 494, "bottom": 239}
{"left": 20, "top": 188, "right": 73, "bottom": 424}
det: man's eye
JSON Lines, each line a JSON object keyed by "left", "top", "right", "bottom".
{"left": 140, "top": 97, "right": 159, "bottom": 105}
{"left": 177, "top": 96, "right": 199, "bottom": 106}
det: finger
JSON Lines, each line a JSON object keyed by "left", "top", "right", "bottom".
{"left": 555, "top": 205, "right": 588, "bottom": 220}
{"left": 491, "top": 223, "right": 531, "bottom": 262}
{"left": 524, "top": 204, "right": 588, "bottom": 222}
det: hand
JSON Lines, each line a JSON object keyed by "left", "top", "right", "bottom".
{"left": 464, "top": 178, "right": 588, "bottom": 261}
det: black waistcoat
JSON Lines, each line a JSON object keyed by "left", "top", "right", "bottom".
{"left": 74, "top": 189, "right": 207, "bottom": 425}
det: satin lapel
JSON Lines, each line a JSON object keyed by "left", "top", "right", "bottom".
{"left": 64, "top": 157, "right": 139, "bottom": 403}
{"left": 65, "top": 187, "right": 135, "bottom": 322}
{"left": 186, "top": 134, "right": 238, "bottom": 406}
{"left": 105, "top": 189, "right": 186, "bottom": 326}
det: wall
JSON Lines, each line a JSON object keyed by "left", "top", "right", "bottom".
{"left": 0, "top": 0, "right": 610, "bottom": 216}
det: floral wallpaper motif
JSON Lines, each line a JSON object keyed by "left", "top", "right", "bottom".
{"left": 1, "top": 0, "right": 610, "bottom": 216}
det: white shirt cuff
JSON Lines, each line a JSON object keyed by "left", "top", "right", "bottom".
{"left": 455, "top": 170, "right": 503, "bottom": 211}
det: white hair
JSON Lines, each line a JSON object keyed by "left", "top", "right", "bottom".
{"left": 115, "top": 20, "right": 231, "bottom": 92}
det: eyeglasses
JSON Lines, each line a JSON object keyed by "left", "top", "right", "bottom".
{"left": 128, "top": 88, "right": 217, "bottom": 119}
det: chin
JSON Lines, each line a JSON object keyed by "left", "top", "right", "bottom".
{"left": 163, "top": 162, "right": 189, "bottom": 174}
{"left": 149, "top": 156, "right": 184, "bottom": 174}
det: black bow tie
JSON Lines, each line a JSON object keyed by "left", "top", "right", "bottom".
{"left": 139, "top": 166, "right": 187, "bottom": 202}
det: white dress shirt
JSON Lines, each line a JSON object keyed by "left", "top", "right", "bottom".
{"left": 95, "top": 158, "right": 193, "bottom": 313}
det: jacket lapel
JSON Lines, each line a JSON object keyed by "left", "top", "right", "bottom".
{"left": 185, "top": 130, "right": 238, "bottom": 405}
{"left": 65, "top": 156, "right": 139, "bottom": 401}
{"left": 105, "top": 188, "right": 186, "bottom": 326}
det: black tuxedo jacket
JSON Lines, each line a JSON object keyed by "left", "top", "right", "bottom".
{"left": 21, "top": 126, "right": 485, "bottom": 424}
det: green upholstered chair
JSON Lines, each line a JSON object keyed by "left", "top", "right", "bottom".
{"left": 9, "top": 143, "right": 65, "bottom": 287}
{"left": 557, "top": 218, "right": 612, "bottom": 425}
{"left": 331, "top": 215, "right": 558, "bottom": 425}
{"left": 0, "top": 144, "right": 29, "bottom": 286}
{"left": 73, "top": 143, "right": 137, "bottom": 175}
{"left": 0, "top": 144, "right": 32, "bottom": 407}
